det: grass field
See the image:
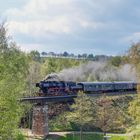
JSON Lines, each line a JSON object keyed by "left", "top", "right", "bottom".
{"left": 46, "top": 133, "right": 128, "bottom": 140}
{"left": 22, "top": 129, "right": 129, "bottom": 140}
{"left": 59, "top": 133, "right": 103, "bottom": 140}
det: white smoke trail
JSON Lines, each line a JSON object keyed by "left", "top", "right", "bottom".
{"left": 57, "top": 61, "right": 136, "bottom": 82}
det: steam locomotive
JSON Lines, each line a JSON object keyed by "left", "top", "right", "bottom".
{"left": 36, "top": 80, "right": 137, "bottom": 96}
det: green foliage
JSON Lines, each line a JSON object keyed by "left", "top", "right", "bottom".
{"left": 0, "top": 23, "right": 29, "bottom": 139}
{"left": 110, "top": 135, "right": 127, "bottom": 140}
{"left": 60, "top": 133, "right": 103, "bottom": 140}
{"left": 94, "top": 96, "right": 130, "bottom": 134}
{"left": 66, "top": 92, "right": 96, "bottom": 140}
{"left": 46, "top": 133, "right": 127, "bottom": 140}
{"left": 49, "top": 96, "right": 130, "bottom": 134}
{"left": 67, "top": 92, "right": 95, "bottom": 127}
{"left": 127, "top": 125, "right": 140, "bottom": 140}
{"left": 41, "top": 58, "right": 83, "bottom": 77}
{"left": 128, "top": 42, "right": 140, "bottom": 66}
{"left": 128, "top": 95, "right": 140, "bottom": 124}
{"left": 26, "top": 61, "right": 42, "bottom": 95}
{"left": 126, "top": 41, "right": 140, "bottom": 137}
{"left": 29, "top": 50, "right": 41, "bottom": 62}
{"left": 49, "top": 112, "right": 72, "bottom": 131}
{"left": 108, "top": 56, "right": 122, "bottom": 67}
{"left": 15, "top": 131, "right": 26, "bottom": 140}
{"left": 130, "top": 131, "right": 140, "bottom": 140}
{"left": 127, "top": 41, "right": 140, "bottom": 79}
{"left": 94, "top": 96, "right": 125, "bottom": 133}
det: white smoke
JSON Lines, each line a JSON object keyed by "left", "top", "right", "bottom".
{"left": 57, "top": 61, "right": 136, "bottom": 82}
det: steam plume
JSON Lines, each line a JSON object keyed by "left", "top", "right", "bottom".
{"left": 57, "top": 61, "right": 136, "bottom": 82}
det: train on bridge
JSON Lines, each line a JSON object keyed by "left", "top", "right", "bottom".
{"left": 36, "top": 80, "right": 138, "bottom": 96}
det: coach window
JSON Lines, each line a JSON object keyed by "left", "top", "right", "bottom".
{"left": 96, "top": 85, "right": 99, "bottom": 89}
{"left": 89, "top": 85, "right": 92, "bottom": 88}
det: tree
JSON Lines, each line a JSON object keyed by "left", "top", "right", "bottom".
{"left": 127, "top": 42, "right": 140, "bottom": 79}
{"left": 87, "top": 54, "right": 94, "bottom": 59}
{"left": 63, "top": 51, "right": 69, "bottom": 57}
{"left": 29, "top": 50, "right": 41, "bottom": 62}
{"left": 127, "top": 41, "right": 140, "bottom": 118}
{"left": 41, "top": 58, "right": 58, "bottom": 76}
{"left": 82, "top": 53, "right": 87, "bottom": 58}
{"left": 26, "top": 61, "right": 42, "bottom": 96}
{"left": 127, "top": 42, "right": 140, "bottom": 119}
{"left": 128, "top": 95, "right": 140, "bottom": 140}
{"left": 126, "top": 42, "right": 140, "bottom": 139}
{"left": 78, "top": 54, "right": 82, "bottom": 58}
{"left": 41, "top": 58, "right": 82, "bottom": 77}
{"left": 0, "top": 23, "right": 29, "bottom": 139}
{"left": 67, "top": 92, "right": 95, "bottom": 140}
{"left": 128, "top": 95, "right": 140, "bottom": 124}
{"left": 128, "top": 42, "right": 140, "bottom": 65}
{"left": 94, "top": 96, "right": 125, "bottom": 139}
{"left": 108, "top": 56, "right": 122, "bottom": 67}
{"left": 41, "top": 51, "right": 47, "bottom": 56}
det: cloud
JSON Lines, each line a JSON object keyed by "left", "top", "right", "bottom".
{"left": 17, "top": 43, "right": 44, "bottom": 52}
{"left": 5, "top": 1, "right": 73, "bottom": 35}
{"left": 5, "top": 0, "right": 71, "bottom": 17}
{"left": 122, "top": 32, "right": 140, "bottom": 44}
{"left": 5, "top": 0, "right": 108, "bottom": 36}
{"left": 2, "top": 0, "right": 140, "bottom": 54}
{"left": 8, "top": 18, "right": 71, "bottom": 37}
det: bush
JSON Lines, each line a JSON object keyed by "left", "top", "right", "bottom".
{"left": 16, "top": 132, "right": 25, "bottom": 140}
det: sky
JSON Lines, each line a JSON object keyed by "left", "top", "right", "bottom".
{"left": 1, "top": 0, "right": 140, "bottom": 55}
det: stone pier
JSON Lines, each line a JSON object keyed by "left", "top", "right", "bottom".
{"left": 32, "top": 104, "right": 49, "bottom": 136}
